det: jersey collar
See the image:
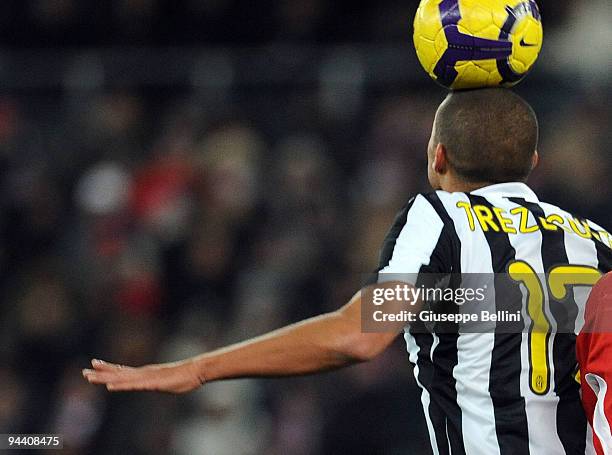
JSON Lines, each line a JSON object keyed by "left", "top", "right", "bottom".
{"left": 469, "top": 182, "right": 539, "bottom": 202}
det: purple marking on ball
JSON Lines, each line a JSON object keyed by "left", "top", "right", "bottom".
{"left": 446, "top": 26, "right": 512, "bottom": 60}
{"left": 433, "top": 0, "right": 515, "bottom": 87}
{"left": 529, "top": 0, "right": 541, "bottom": 20}
{"left": 439, "top": 0, "right": 461, "bottom": 27}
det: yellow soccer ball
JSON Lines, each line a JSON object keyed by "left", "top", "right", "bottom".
{"left": 413, "top": 0, "right": 543, "bottom": 89}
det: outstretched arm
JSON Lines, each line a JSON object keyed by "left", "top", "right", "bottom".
{"left": 83, "top": 286, "right": 404, "bottom": 393}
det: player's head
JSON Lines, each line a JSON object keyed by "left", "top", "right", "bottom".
{"left": 427, "top": 88, "right": 539, "bottom": 191}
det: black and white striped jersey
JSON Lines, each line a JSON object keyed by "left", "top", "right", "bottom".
{"left": 376, "top": 182, "right": 612, "bottom": 455}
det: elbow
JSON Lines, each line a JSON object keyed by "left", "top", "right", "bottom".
{"left": 345, "top": 351, "right": 375, "bottom": 364}
{"left": 337, "top": 335, "right": 385, "bottom": 364}
{"left": 325, "top": 306, "right": 395, "bottom": 364}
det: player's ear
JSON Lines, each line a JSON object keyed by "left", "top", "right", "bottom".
{"left": 531, "top": 151, "right": 539, "bottom": 171}
{"left": 433, "top": 143, "right": 448, "bottom": 174}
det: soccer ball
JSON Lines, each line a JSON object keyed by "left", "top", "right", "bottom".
{"left": 413, "top": 0, "right": 543, "bottom": 89}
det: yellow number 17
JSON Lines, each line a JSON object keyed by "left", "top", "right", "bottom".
{"left": 508, "top": 261, "right": 601, "bottom": 395}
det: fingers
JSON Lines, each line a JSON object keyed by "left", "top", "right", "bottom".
{"left": 82, "top": 369, "right": 114, "bottom": 382}
{"left": 83, "top": 369, "right": 147, "bottom": 390}
{"left": 83, "top": 360, "right": 155, "bottom": 392}
{"left": 83, "top": 360, "right": 131, "bottom": 384}
{"left": 82, "top": 359, "right": 190, "bottom": 394}
{"left": 91, "top": 359, "right": 126, "bottom": 371}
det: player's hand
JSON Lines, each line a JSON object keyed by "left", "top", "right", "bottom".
{"left": 82, "top": 358, "right": 204, "bottom": 394}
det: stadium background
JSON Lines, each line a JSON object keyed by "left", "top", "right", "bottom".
{"left": 0, "top": 1, "right": 610, "bottom": 454}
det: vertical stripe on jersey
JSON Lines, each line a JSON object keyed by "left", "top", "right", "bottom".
{"left": 585, "top": 219, "right": 612, "bottom": 273}
{"left": 420, "top": 192, "right": 466, "bottom": 455}
{"left": 438, "top": 191, "right": 502, "bottom": 455}
{"left": 405, "top": 332, "right": 441, "bottom": 455}
{"left": 511, "top": 198, "right": 587, "bottom": 455}
{"left": 413, "top": 331, "right": 450, "bottom": 455}
{"left": 377, "top": 195, "right": 449, "bottom": 454}
{"left": 593, "top": 238, "right": 612, "bottom": 272}
{"left": 467, "top": 194, "right": 530, "bottom": 455}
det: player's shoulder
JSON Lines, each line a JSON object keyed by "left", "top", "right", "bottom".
{"left": 529, "top": 200, "right": 612, "bottom": 255}
{"left": 405, "top": 190, "right": 471, "bottom": 217}
{"left": 399, "top": 190, "right": 475, "bottom": 220}
{"left": 539, "top": 200, "right": 609, "bottom": 233}
{"left": 395, "top": 191, "right": 471, "bottom": 230}
{"left": 402, "top": 191, "right": 449, "bottom": 215}
{"left": 406, "top": 190, "right": 467, "bottom": 208}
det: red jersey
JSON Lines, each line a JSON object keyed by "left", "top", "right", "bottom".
{"left": 577, "top": 272, "right": 612, "bottom": 454}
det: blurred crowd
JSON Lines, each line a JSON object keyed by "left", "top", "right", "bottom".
{"left": 0, "top": 2, "right": 611, "bottom": 455}
{"left": 0, "top": 0, "right": 580, "bottom": 47}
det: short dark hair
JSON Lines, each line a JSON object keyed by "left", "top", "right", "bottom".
{"left": 434, "top": 88, "right": 538, "bottom": 183}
